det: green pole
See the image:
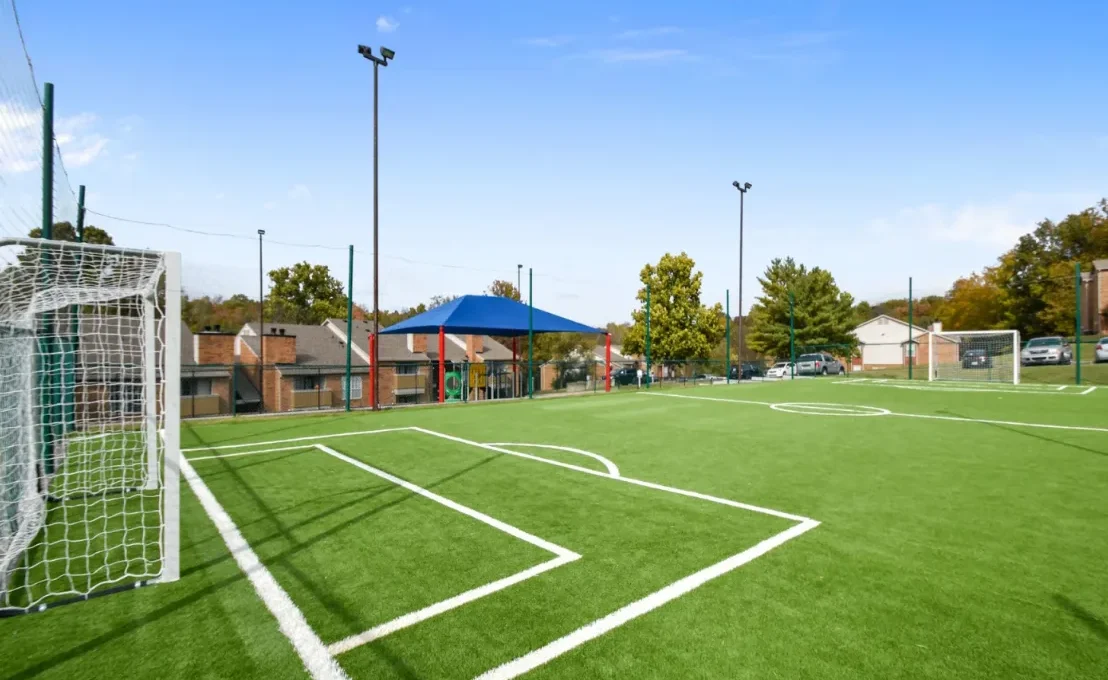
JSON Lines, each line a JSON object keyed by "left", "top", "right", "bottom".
{"left": 344, "top": 245, "right": 354, "bottom": 410}
{"left": 645, "top": 283, "right": 651, "bottom": 388}
{"left": 40, "top": 82, "right": 56, "bottom": 473}
{"left": 725, "top": 289, "right": 731, "bottom": 384}
{"left": 1076, "top": 262, "right": 1082, "bottom": 386}
{"left": 789, "top": 291, "right": 795, "bottom": 379}
{"left": 231, "top": 365, "right": 237, "bottom": 416}
{"left": 528, "top": 268, "right": 534, "bottom": 399}
{"left": 908, "top": 277, "right": 914, "bottom": 380}
{"left": 76, "top": 185, "right": 86, "bottom": 242}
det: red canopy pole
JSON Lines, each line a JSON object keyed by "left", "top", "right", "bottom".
{"left": 438, "top": 326, "right": 446, "bottom": 403}
{"left": 369, "top": 332, "right": 377, "bottom": 410}
{"left": 605, "top": 333, "right": 612, "bottom": 393}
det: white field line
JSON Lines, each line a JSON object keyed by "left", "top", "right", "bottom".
{"left": 834, "top": 380, "right": 1088, "bottom": 396}
{"left": 186, "top": 444, "right": 316, "bottom": 462}
{"left": 411, "top": 427, "right": 811, "bottom": 523}
{"left": 647, "top": 391, "right": 1108, "bottom": 434}
{"left": 314, "top": 443, "right": 581, "bottom": 656}
{"left": 485, "top": 442, "right": 621, "bottom": 477}
{"left": 180, "top": 456, "right": 348, "bottom": 680}
{"left": 1056, "top": 385, "right": 1067, "bottom": 391}
{"left": 1081, "top": 386, "right": 1097, "bottom": 395}
{"left": 474, "top": 519, "right": 821, "bottom": 680}
{"left": 327, "top": 554, "right": 576, "bottom": 655}
{"left": 182, "top": 426, "right": 413, "bottom": 452}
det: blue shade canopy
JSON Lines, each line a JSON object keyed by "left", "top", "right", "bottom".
{"left": 378, "top": 295, "right": 601, "bottom": 337}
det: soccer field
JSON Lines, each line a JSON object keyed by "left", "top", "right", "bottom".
{"left": 3, "top": 379, "right": 1107, "bottom": 679}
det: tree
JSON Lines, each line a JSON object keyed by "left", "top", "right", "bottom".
{"left": 746, "top": 257, "right": 857, "bottom": 360}
{"left": 182, "top": 293, "right": 259, "bottom": 333}
{"left": 620, "top": 252, "right": 725, "bottom": 361}
{"left": 486, "top": 280, "right": 521, "bottom": 301}
{"left": 29, "top": 221, "right": 114, "bottom": 245}
{"left": 485, "top": 278, "right": 592, "bottom": 362}
{"left": 265, "top": 262, "right": 348, "bottom": 325}
{"left": 605, "top": 322, "right": 632, "bottom": 345}
{"left": 937, "top": 272, "right": 1004, "bottom": 331}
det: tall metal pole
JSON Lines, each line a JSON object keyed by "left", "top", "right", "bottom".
{"left": 645, "top": 283, "right": 651, "bottom": 388}
{"left": 1076, "top": 262, "right": 1082, "bottom": 386}
{"left": 345, "top": 245, "right": 354, "bottom": 410}
{"left": 372, "top": 60, "right": 381, "bottom": 411}
{"left": 789, "top": 291, "right": 796, "bottom": 379}
{"left": 725, "top": 289, "right": 731, "bottom": 384}
{"left": 908, "top": 277, "right": 914, "bottom": 380}
{"left": 738, "top": 189, "right": 744, "bottom": 363}
{"left": 527, "top": 268, "right": 534, "bottom": 399}
{"left": 76, "top": 185, "right": 86, "bottom": 242}
{"left": 41, "top": 82, "right": 55, "bottom": 471}
{"left": 258, "top": 229, "right": 265, "bottom": 412}
{"left": 517, "top": 264, "right": 522, "bottom": 300}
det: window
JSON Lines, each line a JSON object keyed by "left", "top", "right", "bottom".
{"left": 294, "top": 376, "right": 319, "bottom": 391}
{"left": 341, "top": 375, "right": 363, "bottom": 400}
{"left": 397, "top": 394, "right": 420, "bottom": 405}
{"left": 181, "top": 379, "right": 212, "bottom": 397}
{"left": 110, "top": 383, "right": 143, "bottom": 415}
{"left": 395, "top": 364, "right": 419, "bottom": 375}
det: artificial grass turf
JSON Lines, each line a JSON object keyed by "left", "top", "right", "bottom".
{"left": 2, "top": 379, "right": 1106, "bottom": 678}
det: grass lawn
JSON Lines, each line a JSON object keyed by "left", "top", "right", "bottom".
{"left": 2, "top": 379, "right": 1107, "bottom": 678}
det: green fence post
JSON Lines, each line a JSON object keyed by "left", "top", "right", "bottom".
{"left": 528, "top": 268, "right": 534, "bottom": 399}
{"left": 725, "top": 289, "right": 731, "bottom": 385}
{"left": 1076, "top": 262, "right": 1082, "bottom": 386}
{"left": 908, "top": 277, "right": 914, "bottom": 380}
{"left": 789, "top": 291, "right": 795, "bottom": 379}
{"left": 645, "top": 283, "right": 651, "bottom": 389}
{"left": 231, "top": 363, "right": 238, "bottom": 416}
{"left": 39, "top": 82, "right": 56, "bottom": 473}
{"left": 344, "top": 245, "right": 354, "bottom": 411}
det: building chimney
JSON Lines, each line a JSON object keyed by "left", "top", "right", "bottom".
{"left": 271, "top": 327, "right": 278, "bottom": 335}
{"left": 279, "top": 328, "right": 286, "bottom": 336}
{"left": 203, "top": 325, "right": 211, "bottom": 332}
{"left": 410, "top": 333, "right": 428, "bottom": 354}
{"left": 213, "top": 324, "right": 221, "bottom": 333}
{"left": 465, "top": 334, "right": 483, "bottom": 361}
{"left": 930, "top": 321, "right": 943, "bottom": 333}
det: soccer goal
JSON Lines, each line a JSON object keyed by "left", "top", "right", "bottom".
{"left": 0, "top": 237, "right": 180, "bottom": 615}
{"left": 927, "top": 329, "right": 1021, "bottom": 385}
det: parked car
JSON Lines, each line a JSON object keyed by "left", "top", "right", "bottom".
{"left": 611, "top": 367, "right": 651, "bottom": 386}
{"left": 960, "top": 348, "right": 993, "bottom": 369}
{"left": 728, "top": 362, "right": 764, "bottom": 380}
{"left": 1097, "top": 338, "right": 1108, "bottom": 364}
{"left": 765, "top": 362, "right": 794, "bottom": 378}
{"left": 795, "top": 353, "right": 845, "bottom": 376}
{"left": 1020, "top": 337, "right": 1072, "bottom": 366}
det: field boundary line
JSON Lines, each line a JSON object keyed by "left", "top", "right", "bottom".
{"left": 833, "top": 379, "right": 1091, "bottom": 396}
{"left": 187, "top": 444, "right": 315, "bottom": 461}
{"left": 314, "top": 443, "right": 581, "bottom": 655}
{"left": 486, "top": 442, "right": 621, "bottom": 477}
{"left": 180, "top": 456, "right": 348, "bottom": 680}
{"left": 182, "top": 426, "right": 413, "bottom": 452}
{"left": 1080, "top": 386, "right": 1097, "bottom": 395}
{"left": 647, "top": 391, "right": 1108, "bottom": 433}
{"left": 474, "top": 519, "right": 820, "bottom": 680}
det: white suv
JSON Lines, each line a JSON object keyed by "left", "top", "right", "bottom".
{"left": 796, "top": 353, "right": 845, "bottom": 376}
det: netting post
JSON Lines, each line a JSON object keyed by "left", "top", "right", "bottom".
{"left": 645, "top": 283, "right": 651, "bottom": 389}
{"left": 143, "top": 293, "right": 158, "bottom": 489}
{"left": 908, "top": 277, "right": 914, "bottom": 380}
{"left": 162, "top": 251, "right": 182, "bottom": 583}
{"left": 438, "top": 326, "right": 446, "bottom": 403}
{"left": 66, "top": 185, "right": 86, "bottom": 432}
{"left": 725, "top": 289, "right": 731, "bottom": 384}
{"left": 368, "top": 332, "right": 376, "bottom": 407}
{"left": 605, "top": 333, "right": 612, "bottom": 392}
{"left": 1075, "top": 262, "right": 1082, "bottom": 386}
{"left": 528, "top": 268, "right": 534, "bottom": 399}
{"left": 789, "top": 291, "right": 795, "bottom": 379}
{"left": 344, "top": 245, "right": 354, "bottom": 411}
{"left": 39, "top": 82, "right": 56, "bottom": 473}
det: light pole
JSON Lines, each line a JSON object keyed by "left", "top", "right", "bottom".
{"left": 731, "top": 181, "right": 751, "bottom": 364}
{"left": 257, "top": 229, "right": 265, "bottom": 412}
{"left": 358, "top": 44, "right": 395, "bottom": 410}
{"left": 517, "top": 264, "right": 523, "bottom": 300}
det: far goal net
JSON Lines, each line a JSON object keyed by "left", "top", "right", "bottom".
{"left": 0, "top": 238, "right": 180, "bottom": 615}
{"left": 927, "top": 330, "right": 1020, "bottom": 385}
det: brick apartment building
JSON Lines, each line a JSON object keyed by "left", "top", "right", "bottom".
{"left": 1081, "top": 259, "right": 1108, "bottom": 335}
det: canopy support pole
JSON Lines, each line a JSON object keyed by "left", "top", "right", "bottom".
{"left": 438, "top": 326, "right": 445, "bottom": 403}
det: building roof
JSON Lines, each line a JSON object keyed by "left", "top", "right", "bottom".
{"left": 326, "top": 319, "right": 515, "bottom": 363}
{"left": 240, "top": 322, "right": 369, "bottom": 375}
{"left": 60, "top": 315, "right": 230, "bottom": 381}
{"left": 378, "top": 295, "right": 602, "bottom": 337}
{"left": 181, "top": 326, "right": 232, "bottom": 379}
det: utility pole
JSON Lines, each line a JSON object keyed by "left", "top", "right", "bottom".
{"left": 731, "top": 181, "right": 752, "bottom": 364}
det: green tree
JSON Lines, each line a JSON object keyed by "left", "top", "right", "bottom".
{"left": 265, "top": 262, "right": 348, "bottom": 325}
{"left": 486, "top": 279, "right": 521, "bottom": 301}
{"left": 937, "top": 272, "right": 1004, "bottom": 331}
{"left": 29, "top": 221, "right": 114, "bottom": 245}
{"left": 485, "top": 279, "right": 593, "bottom": 361}
{"left": 746, "top": 257, "right": 857, "bottom": 360}
{"left": 620, "top": 252, "right": 725, "bottom": 361}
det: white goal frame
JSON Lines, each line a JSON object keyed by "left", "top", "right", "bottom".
{"left": 927, "top": 329, "right": 1021, "bottom": 385}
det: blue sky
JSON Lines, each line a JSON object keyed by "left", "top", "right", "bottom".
{"left": 12, "top": 0, "right": 1108, "bottom": 325}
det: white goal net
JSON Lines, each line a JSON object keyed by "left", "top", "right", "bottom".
{"left": 927, "top": 329, "right": 1020, "bottom": 385}
{"left": 0, "top": 238, "right": 180, "bottom": 615}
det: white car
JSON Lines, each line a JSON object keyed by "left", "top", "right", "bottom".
{"left": 1020, "top": 336, "right": 1073, "bottom": 366}
{"left": 765, "top": 362, "right": 794, "bottom": 378}
{"left": 1096, "top": 338, "right": 1108, "bottom": 364}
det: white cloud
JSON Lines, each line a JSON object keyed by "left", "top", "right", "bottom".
{"left": 578, "top": 48, "right": 692, "bottom": 64}
{"left": 869, "top": 193, "right": 1099, "bottom": 247}
{"left": 520, "top": 35, "right": 573, "bottom": 47}
{"left": 376, "top": 15, "right": 399, "bottom": 33}
{"left": 616, "top": 26, "right": 682, "bottom": 40}
{"left": 55, "top": 113, "right": 109, "bottom": 168}
{"left": 288, "top": 184, "right": 312, "bottom": 201}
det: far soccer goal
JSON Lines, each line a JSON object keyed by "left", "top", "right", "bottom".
{"left": 927, "top": 329, "right": 1021, "bottom": 385}
{"left": 0, "top": 237, "right": 180, "bottom": 615}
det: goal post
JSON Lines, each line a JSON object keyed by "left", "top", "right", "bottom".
{"left": 0, "top": 238, "right": 180, "bottom": 615}
{"left": 927, "top": 329, "right": 1021, "bottom": 385}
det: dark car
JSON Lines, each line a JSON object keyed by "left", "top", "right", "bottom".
{"left": 611, "top": 367, "right": 651, "bottom": 387}
{"left": 728, "top": 362, "right": 764, "bottom": 380}
{"left": 961, "top": 348, "right": 993, "bottom": 369}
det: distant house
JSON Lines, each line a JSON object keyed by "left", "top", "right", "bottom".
{"left": 1080, "top": 259, "right": 1108, "bottom": 334}
{"left": 852, "top": 315, "right": 957, "bottom": 369}
{"left": 181, "top": 325, "right": 234, "bottom": 417}
{"left": 236, "top": 322, "right": 370, "bottom": 412}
